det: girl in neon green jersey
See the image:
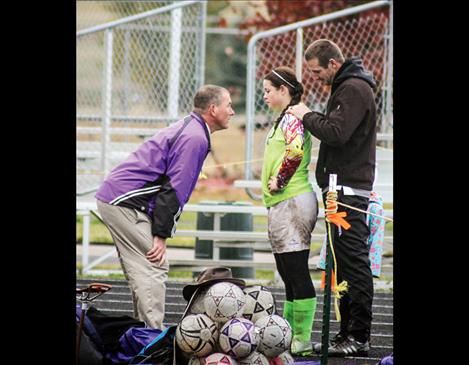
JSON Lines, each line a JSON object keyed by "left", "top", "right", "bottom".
{"left": 262, "top": 66, "right": 319, "bottom": 356}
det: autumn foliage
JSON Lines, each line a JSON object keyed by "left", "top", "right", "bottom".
{"left": 219, "top": 0, "right": 390, "bottom": 112}
{"left": 229, "top": 0, "right": 375, "bottom": 38}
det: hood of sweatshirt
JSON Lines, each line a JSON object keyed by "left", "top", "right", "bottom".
{"left": 332, "top": 57, "right": 376, "bottom": 93}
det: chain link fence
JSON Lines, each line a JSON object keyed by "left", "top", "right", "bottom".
{"left": 77, "top": 1, "right": 171, "bottom": 30}
{"left": 77, "top": 1, "right": 206, "bottom": 195}
{"left": 244, "top": 1, "right": 392, "bottom": 201}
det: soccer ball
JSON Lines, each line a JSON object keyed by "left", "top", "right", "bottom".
{"left": 242, "top": 286, "right": 275, "bottom": 323}
{"left": 255, "top": 314, "right": 292, "bottom": 358}
{"left": 188, "top": 287, "right": 209, "bottom": 315}
{"left": 176, "top": 313, "right": 219, "bottom": 357}
{"left": 204, "top": 352, "right": 238, "bottom": 365}
{"left": 219, "top": 317, "right": 258, "bottom": 359}
{"left": 237, "top": 351, "right": 270, "bottom": 365}
{"left": 204, "top": 282, "right": 246, "bottom": 324}
{"left": 272, "top": 350, "right": 295, "bottom": 364}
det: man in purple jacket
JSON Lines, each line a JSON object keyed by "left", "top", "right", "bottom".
{"left": 95, "top": 85, "right": 234, "bottom": 329}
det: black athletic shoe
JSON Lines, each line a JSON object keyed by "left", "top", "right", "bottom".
{"left": 327, "top": 335, "right": 370, "bottom": 357}
{"left": 312, "top": 332, "right": 348, "bottom": 353}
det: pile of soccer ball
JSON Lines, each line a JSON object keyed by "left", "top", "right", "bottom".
{"left": 176, "top": 282, "right": 295, "bottom": 365}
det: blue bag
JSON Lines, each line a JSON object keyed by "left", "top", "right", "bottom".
{"left": 107, "top": 327, "right": 163, "bottom": 364}
{"left": 128, "top": 325, "right": 177, "bottom": 365}
{"left": 376, "top": 353, "right": 393, "bottom": 365}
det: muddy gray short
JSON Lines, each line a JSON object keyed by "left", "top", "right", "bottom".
{"left": 267, "top": 191, "right": 318, "bottom": 254}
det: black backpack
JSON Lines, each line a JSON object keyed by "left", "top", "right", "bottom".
{"left": 76, "top": 304, "right": 145, "bottom": 364}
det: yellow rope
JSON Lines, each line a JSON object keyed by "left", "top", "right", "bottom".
{"left": 336, "top": 201, "right": 393, "bottom": 222}
{"left": 325, "top": 191, "right": 349, "bottom": 322}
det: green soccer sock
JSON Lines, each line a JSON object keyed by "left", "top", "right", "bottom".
{"left": 283, "top": 300, "right": 294, "bottom": 332}
{"left": 291, "top": 297, "right": 317, "bottom": 355}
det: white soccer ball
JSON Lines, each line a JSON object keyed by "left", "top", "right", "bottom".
{"left": 204, "top": 282, "right": 246, "bottom": 324}
{"left": 273, "top": 350, "right": 295, "bottom": 364}
{"left": 219, "top": 317, "right": 258, "bottom": 359}
{"left": 176, "top": 313, "right": 219, "bottom": 357}
{"left": 204, "top": 352, "right": 238, "bottom": 365}
{"left": 242, "top": 286, "right": 276, "bottom": 324}
{"left": 255, "top": 314, "right": 292, "bottom": 358}
{"left": 237, "top": 351, "right": 270, "bottom": 365}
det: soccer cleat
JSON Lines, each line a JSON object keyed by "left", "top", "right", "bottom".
{"left": 327, "top": 335, "right": 370, "bottom": 357}
{"left": 290, "top": 337, "right": 313, "bottom": 355}
{"left": 312, "top": 331, "right": 347, "bottom": 353}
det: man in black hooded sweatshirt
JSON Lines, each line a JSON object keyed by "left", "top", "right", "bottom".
{"left": 288, "top": 39, "right": 377, "bottom": 357}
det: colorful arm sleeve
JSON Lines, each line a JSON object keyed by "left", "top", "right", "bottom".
{"left": 276, "top": 114, "right": 305, "bottom": 189}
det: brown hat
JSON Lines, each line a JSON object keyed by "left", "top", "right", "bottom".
{"left": 182, "top": 266, "right": 245, "bottom": 302}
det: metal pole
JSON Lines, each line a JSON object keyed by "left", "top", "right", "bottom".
{"left": 295, "top": 28, "right": 303, "bottom": 81}
{"left": 123, "top": 29, "right": 130, "bottom": 115}
{"left": 213, "top": 213, "right": 221, "bottom": 261}
{"left": 380, "top": 3, "right": 392, "bottom": 149}
{"left": 168, "top": 7, "right": 182, "bottom": 119}
{"left": 385, "top": 0, "right": 393, "bottom": 147}
{"left": 76, "top": 301, "right": 89, "bottom": 365}
{"left": 244, "top": 38, "right": 257, "bottom": 180}
{"left": 380, "top": 23, "right": 388, "bottom": 138}
{"left": 82, "top": 212, "right": 91, "bottom": 271}
{"left": 101, "top": 29, "right": 113, "bottom": 175}
{"left": 320, "top": 174, "right": 337, "bottom": 365}
{"left": 321, "top": 239, "right": 333, "bottom": 365}
{"left": 197, "top": 0, "right": 207, "bottom": 88}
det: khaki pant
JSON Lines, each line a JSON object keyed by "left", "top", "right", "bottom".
{"left": 96, "top": 200, "right": 169, "bottom": 329}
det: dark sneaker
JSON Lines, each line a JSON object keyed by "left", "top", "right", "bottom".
{"left": 327, "top": 335, "right": 370, "bottom": 357}
{"left": 312, "top": 332, "right": 347, "bottom": 353}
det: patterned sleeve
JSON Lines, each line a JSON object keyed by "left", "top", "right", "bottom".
{"left": 275, "top": 113, "right": 305, "bottom": 189}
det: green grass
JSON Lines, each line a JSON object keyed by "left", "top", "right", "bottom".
{"left": 255, "top": 270, "right": 274, "bottom": 281}
{"left": 76, "top": 215, "right": 113, "bottom": 244}
{"left": 78, "top": 269, "right": 279, "bottom": 281}
{"left": 76, "top": 213, "right": 272, "bottom": 247}
{"left": 385, "top": 221, "right": 393, "bottom": 232}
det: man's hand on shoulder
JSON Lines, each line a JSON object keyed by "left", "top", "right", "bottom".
{"left": 287, "top": 102, "right": 312, "bottom": 120}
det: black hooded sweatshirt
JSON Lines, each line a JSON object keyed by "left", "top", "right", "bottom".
{"left": 302, "top": 57, "right": 377, "bottom": 191}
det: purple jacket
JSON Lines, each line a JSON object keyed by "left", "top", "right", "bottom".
{"left": 95, "top": 112, "right": 210, "bottom": 238}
